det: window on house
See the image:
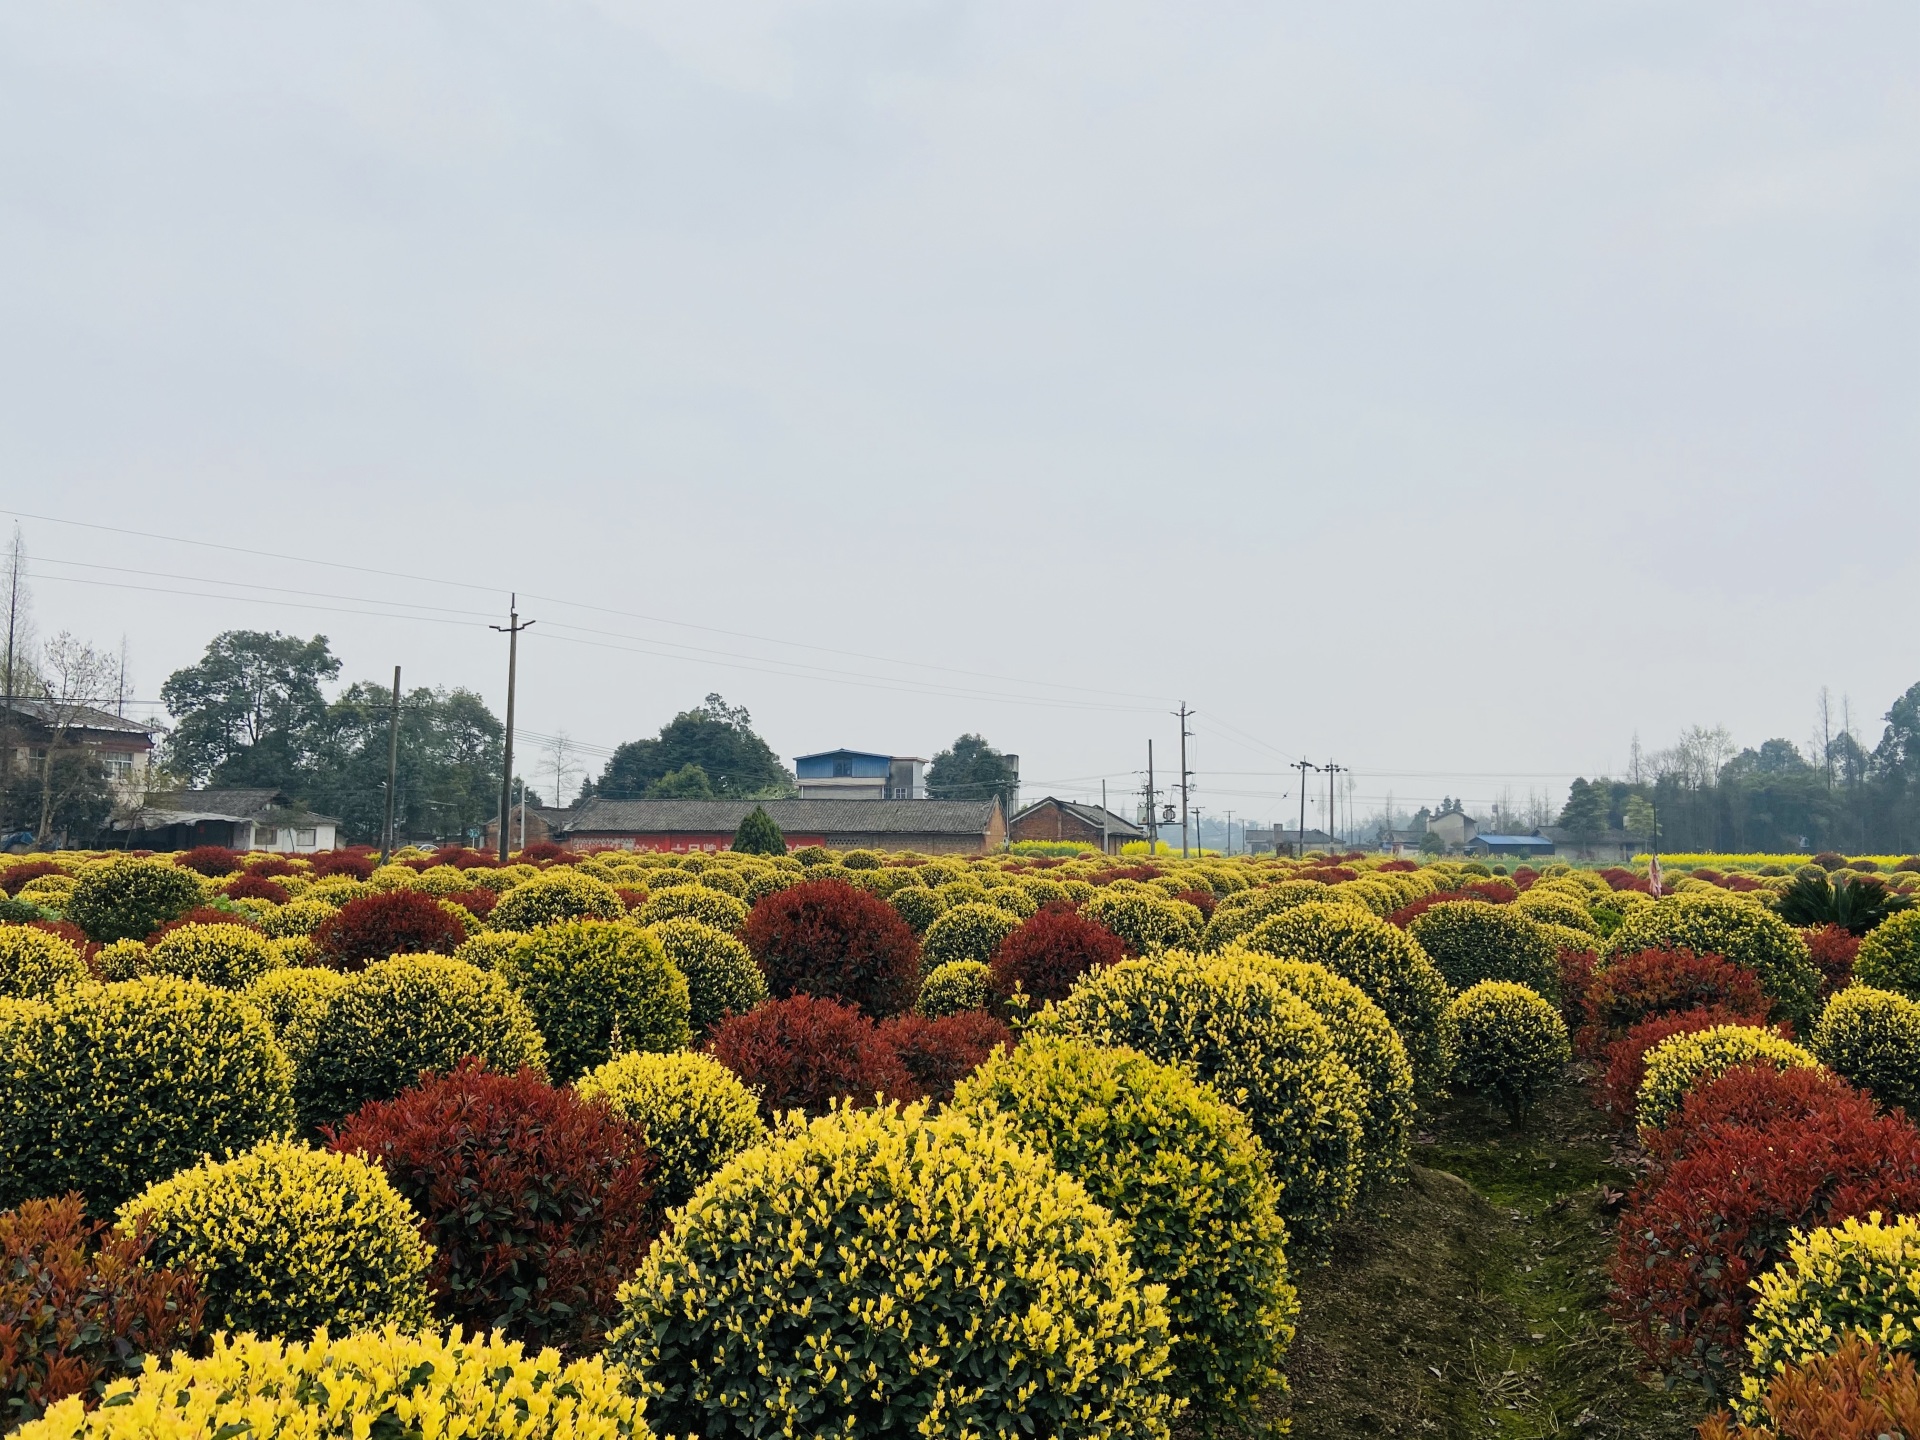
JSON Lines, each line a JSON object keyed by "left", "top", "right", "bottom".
{"left": 295, "top": 828, "right": 317, "bottom": 848}
{"left": 102, "top": 753, "right": 133, "bottom": 779}
{"left": 833, "top": 759, "right": 853, "bottom": 777}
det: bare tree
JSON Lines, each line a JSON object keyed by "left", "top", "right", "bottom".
{"left": 36, "top": 632, "right": 112, "bottom": 840}
{"left": 545, "top": 730, "right": 580, "bottom": 813}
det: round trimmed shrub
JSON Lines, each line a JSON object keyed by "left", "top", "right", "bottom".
{"left": 645, "top": 917, "right": 766, "bottom": 1034}
{"left": 1033, "top": 950, "right": 1365, "bottom": 1245}
{"left": 1855, "top": 909, "right": 1920, "bottom": 1000}
{"left": 1199, "top": 880, "right": 1331, "bottom": 951}
{"left": 1636, "top": 1025, "right": 1821, "bottom": 1131}
{"left": 605, "top": 1102, "right": 1176, "bottom": 1440}
{"left": 1739, "top": 1212, "right": 1920, "bottom": 1422}
{"left": 453, "top": 929, "right": 522, "bottom": 970}
{"left": 494, "top": 921, "right": 690, "bottom": 1080}
{"left": 144, "top": 922, "right": 281, "bottom": 989}
{"left": 1408, "top": 901, "right": 1559, "bottom": 996}
{"left": 89, "top": 937, "right": 147, "bottom": 981}
{"left": 1254, "top": 954, "right": 1414, "bottom": 1194}
{"left": 63, "top": 858, "right": 201, "bottom": 944}
{"left": 255, "top": 897, "right": 336, "bottom": 939}
{"left": 243, "top": 965, "right": 351, "bottom": 1070}
{"left": 952, "top": 1038, "right": 1294, "bottom": 1428}
{"left": 704, "top": 994, "right": 910, "bottom": 1117}
{"left": 575, "top": 1050, "right": 765, "bottom": 1209}
{"left": 12, "top": 1327, "right": 644, "bottom": 1440}
{"left": 633, "top": 885, "right": 748, "bottom": 932}
{"left": 741, "top": 878, "right": 919, "bottom": 1018}
{"left": 0, "top": 977, "right": 294, "bottom": 1211}
{"left": 1239, "top": 901, "right": 1453, "bottom": 1087}
{"left": 0, "top": 926, "right": 86, "bottom": 999}
{"left": 989, "top": 904, "right": 1125, "bottom": 1007}
{"left": 919, "top": 902, "right": 1019, "bottom": 975}
{"left": 1578, "top": 948, "right": 1769, "bottom": 1054}
{"left": 119, "top": 1139, "right": 431, "bottom": 1339}
{"left": 330, "top": 1064, "right": 657, "bottom": 1354}
{"left": 489, "top": 868, "right": 625, "bottom": 931}
{"left": 293, "top": 956, "right": 547, "bottom": 1129}
{"left": 1607, "top": 891, "right": 1822, "bottom": 1025}
{"left": 1811, "top": 984, "right": 1920, "bottom": 1115}
{"left": 916, "top": 958, "right": 991, "bottom": 1017}
{"left": 1443, "top": 981, "right": 1570, "bottom": 1123}
{"left": 1511, "top": 888, "right": 1599, "bottom": 934}
{"left": 1080, "top": 889, "right": 1201, "bottom": 956}
{"left": 312, "top": 889, "right": 468, "bottom": 970}
{"left": 885, "top": 884, "right": 946, "bottom": 935}
{"left": 874, "top": 1010, "right": 1011, "bottom": 1104}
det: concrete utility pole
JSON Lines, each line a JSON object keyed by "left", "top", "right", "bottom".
{"left": 1145, "top": 740, "right": 1158, "bottom": 853}
{"left": 1176, "top": 702, "right": 1194, "bottom": 858}
{"left": 1225, "top": 809, "right": 1233, "bottom": 856}
{"left": 380, "top": 665, "right": 401, "bottom": 865}
{"left": 491, "top": 597, "right": 535, "bottom": 862}
{"left": 1101, "top": 778, "right": 1110, "bottom": 855}
{"left": 1292, "top": 758, "right": 1318, "bottom": 857}
{"left": 1325, "top": 760, "right": 1345, "bottom": 850}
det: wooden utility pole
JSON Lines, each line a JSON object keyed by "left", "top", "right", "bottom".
{"left": 380, "top": 665, "right": 401, "bottom": 864}
{"left": 491, "top": 597, "right": 534, "bottom": 862}
{"left": 1292, "top": 758, "right": 1318, "bottom": 857}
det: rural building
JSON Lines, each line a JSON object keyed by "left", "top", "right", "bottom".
{"left": 1465, "top": 832, "right": 1556, "bottom": 860}
{"left": 556, "top": 797, "right": 1006, "bottom": 854}
{"left": 2, "top": 699, "right": 155, "bottom": 791}
{"left": 793, "top": 750, "right": 927, "bottom": 800}
{"left": 1242, "top": 825, "right": 1342, "bottom": 855}
{"left": 1008, "top": 797, "right": 1145, "bottom": 854}
{"left": 116, "top": 788, "right": 340, "bottom": 852}
{"left": 1426, "top": 810, "right": 1478, "bottom": 850}
{"left": 481, "top": 802, "right": 574, "bottom": 854}
{"left": 1537, "top": 826, "right": 1642, "bottom": 863}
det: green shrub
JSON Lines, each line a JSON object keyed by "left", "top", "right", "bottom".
{"left": 1080, "top": 890, "right": 1201, "bottom": 956}
{"left": 495, "top": 921, "right": 690, "bottom": 1079}
{"left": 606, "top": 1102, "right": 1175, "bottom": 1440}
{"left": 918, "top": 902, "right": 1018, "bottom": 974}
{"left": 1253, "top": 954, "right": 1414, "bottom": 1195}
{"left": 644, "top": 917, "right": 766, "bottom": 1034}
{"left": 1408, "top": 901, "right": 1559, "bottom": 996}
{"left": 1635, "top": 1024, "right": 1821, "bottom": 1131}
{"left": 574, "top": 1050, "right": 765, "bottom": 1209}
{"left": 0, "top": 977, "right": 294, "bottom": 1211}
{"left": 1737, "top": 1212, "right": 1920, "bottom": 1423}
{"left": 489, "top": 869, "right": 625, "bottom": 931}
{"left": 916, "top": 959, "right": 992, "bottom": 1017}
{"left": 61, "top": 858, "right": 202, "bottom": 944}
{"left": 1199, "top": 881, "right": 1332, "bottom": 951}
{"left": 1238, "top": 901, "right": 1453, "bottom": 1087}
{"left": 632, "top": 885, "right": 747, "bottom": 932}
{"left": 885, "top": 885, "right": 946, "bottom": 935}
{"left": 952, "top": 1038, "right": 1294, "bottom": 1429}
{"left": 293, "top": 956, "right": 547, "bottom": 1129}
{"left": 144, "top": 922, "right": 282, "bottom": 989}
{"left": 1810, "top": 984, "right": 1920, "bottom": 1114}
{"left": 1606, "top": 892, "right": 1822, "bottom": 1026}
{"left": 742, "top": 868, "right": 800, "bottom": 907}
{"left": 1443, "top": 981, "right": 1570, "bottom": 1123}
{"left": 1511, "top": 889, "right": 1599, "bottom": 934}
{"left": 1032, "top": 950, "right": 1365, "bottom": 1246}
{"left": 0, "top": 926, "right": 86, "bottom": 999}
{"left": 119, "top": 1140, "right": 430, "bottom": 1339}
{"left": 244, "top": 966, "right": 352, "bottom": 1075}
{"left": 1855, "top": 910, "right": 1920, "bottom": 1000}
{"left": 254, "top": 897, "right": 336, "bottom": 939}
{"left": 91, "top": 937, "right": 148, "bottom": 981}
{"left": 731, "top": 805, "right": 786, "bottom": 856}
{"left": 452, "top": 929, "right": 522, "bottom": 970}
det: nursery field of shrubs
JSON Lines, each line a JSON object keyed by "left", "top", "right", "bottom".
{"left": 2, "top": 837, "right": 1920, "bottom": 1437}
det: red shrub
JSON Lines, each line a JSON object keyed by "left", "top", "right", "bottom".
{"left": 877, "top": 1012, "right": 1013, "bottom": 1105}
{"left": 1595, "top": 1006, "right": 1764, "bottom": 1123}
{"left": 1699, "top": 1334, "right": 1920, "bottom": 1440}
{"left": 329, "top": 1064, "right": 655, "bottom": 1355}
{"left": 0, "top": 1195, "right": 203, "bottom": 1426}
{"left": 1812, "top": 852, "right": 1848, "bottom": 871}
{"left": 1378, "top": 859, "right": 1418, "bottom": 873}
{"left": 1294, "top": 866, "right": 1359, "bottom": 884}
{"left": 1645, "top": 1062, "right": 1874, "bottom": 1168}
{"left": 1804, "top": 924, "right": 1860, "bottom": 997}
{"left": 705, "top": 995, "right": 910, "bottom": 1117}
{"left": 433, "top": 847, "right": 496, "bottom": 869}
{"left": 0, "top": 862, "right": 64, "bottom": 897}
{"left": 223, "top": 874, "right": 290, "bottom": 904}
{"left": 1600, "top": 867, "right": 1653, "bottom": 894}
{"left": 1511, "top": 866, "right": 1540, "bottom": 890}
{"left": 24, "top": 921, "right": 98, "bottom": 966}
{"left": 1558, "top": 946, "right": 1599, "bottom": 1031}
{"left": 989, "top": 903, "right": 1125, "bottom": 1007}
{"left": 1578, "top": 949, "right": 1769, "bottom": 1058}
{"left": 172, "top": 847, "right": 241, "bottom": 877}
{"left": 1091, "top": 866, "right": 1163, "bottom": 885}
{"left": 313, "top": 890, "right": 467, "bottom": 971}
{"left": 741, "top": 879, "right": 919, "bottom": 1018}
{"left": 239, "top": 854, "right": 297, "bottom": 878}
{"left": 143, "top": 908, "right": 263, "bottom": 945}
{"left": 309, "top": 851, "right": 375, "bottom": 880}
{"left": 519, "top": 842, "right": 569, "bottom": 863}
{"left": 1722, "top": 874, "right": 1764, "bottom": 893}
{"left": 615, "top": 888, "right": 649, "bottom": 911}
{"left": 444, "top": 888, "right": 497, "bottom": 920}
{"left": 1460, "top": 879, "right": 1519, "bottom": 903}
{"left": 1388, "top": 892, "right": 1484, "bottom": 928}
{"left": 1610, "top": 1099, "right": 1920, "bottom": 1392}
{"left": 1173, "top": 888, "right": 1217, "bottom": 920}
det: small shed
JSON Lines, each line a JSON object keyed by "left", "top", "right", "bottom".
{"left": 1008, "top": 797, "right": 1144, "bottom": 854}
{"left": 1465, "top": 833, "right": 1556, "bottom": 860}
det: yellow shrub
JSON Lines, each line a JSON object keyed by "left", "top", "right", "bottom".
{"left": 575, "top": 1049, "right": 764, "bottom": 1209}
{"left": 1636, "top": 1025, "right": 1820, "bottom": 1131}
{"left": 0, "top": 925, "right": 86, "bottom": 999}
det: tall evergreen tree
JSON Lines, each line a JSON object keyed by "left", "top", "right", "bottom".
{"left": 732, "top": 805, "right": 786, "bottom": 856}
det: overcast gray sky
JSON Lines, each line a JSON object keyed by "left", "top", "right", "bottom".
{"left": 2, "top": 1, "right": 1915, "bottom": 829}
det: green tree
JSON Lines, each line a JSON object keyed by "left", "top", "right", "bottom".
{"left": 1557, "top": 778, "right": 1607, "bottom": 853}
{"left": 732, "top": 806, "right": 786, "bottom": 856}
{"left": 1622, "top": 794, "right": 1657, "bottom": 841}
{"left": 159, "top": 632, "right": 340, "bottom": 786}
{"left": 926, "top": 734, "right": 1019, "bottom": 812}
{"left": 647, "top": 763, "right": 715, "bottom": 799}
{"left": 302, "top": 683, "right": 503, "bottom": 845}
{"left": 0, "top": 749, "right": 110, "bottom": 843}
{"left": 589, "top": 695, "right": 792, "bottom": 799}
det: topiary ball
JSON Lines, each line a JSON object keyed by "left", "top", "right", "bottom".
{"left": 62, "top": 858, "right": 202, "bottom": 944}
{"left": 952, "top": 1038, "right": 1294, "bottom": 1429}
{"left": 0, "top": 925, "right": 86, "bottom": 999}
{"left": 0, "top": 977, "right": 294, "bottom": 1211}
{"left": 1407, "top": 901, "right": 1559, "bottom": 997}
{"left": 244, "top": 965, "right": 352, "bottom": 1077}
{"left": 312, "top": 889, "right": 469, "bottom": 970}
{"left": 643, "top": 917, "right": 766, "bottom": 1035}
{"left": 494, "top": 921, "right": 690, "bottom": 1080}
{"left": 1032, "top": 950, "right": 1365, "bottom": 1247}
{"left": 885, "top": 885, "right": 946, "bottom": 935}
{"left": 633, "top": 886, "right": 748, "bottom": 933}
{"left": 1854, "top": 910, "right": 1920, "bottom": 1001}
{"left": 256, "top": 897, "right": 337, "bottom": 939}
{"left": 918, "top": 903, "right": 1019, "bottom": 975}
{"left": 704, "top": 993, "right": 911, "bottom": 1117}
{"left": 1443, "top": 981, "right": 1570, "bottom": 1124}
{"left": 606, "top": 1102, "right": 1175, "bottom": 1440}
{"left": 916, "top": 959, "right": 991, "bottom": 1017}
{"left": 575, "top": 1049, "right": 765, "bottom": 1209}
{"left": 1606, "top": 891, "right": 1822, "bottom": 1027}
{"left": 741, "top": 879, "right": 920, "bottom": 1019}
{"left": 11, "top": 1328, "right": 643, "bottom": 1440}
{"left": 1635, "top": 1024, "right": 1821, "bottom": 1132}
{"left": 989, "top": 905, "right": 1125, "bottom": 1008}
{"left": 1079, "top": 890, "right": 1201, "bottom": 956}
{"left": 90, "top": 937, "right": 149, "bottom": 982}
{"left": 1810, "top": 984, "right": 1920, "bottom": 1115}
{"left": 144, "top": 922, "right": 282, "bottom": 989}
{"left": 489, "top": 869, "right": 626, "bottom": 932}
{"left": 119, "top": 1140, "right": 430, "bottom": 1340}
{"left": 292, "top": 956, "right": 548, "bottom": 1130}
{"left": 1199, "top": 881, "right": 1333, "bottom": 952}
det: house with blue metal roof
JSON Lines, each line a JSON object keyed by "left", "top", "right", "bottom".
{"left": 1465, "top": 832, "right": 1556, "bottom": 858}
{"left": 793, "top": 749, "right": 927, "bottom": 800}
